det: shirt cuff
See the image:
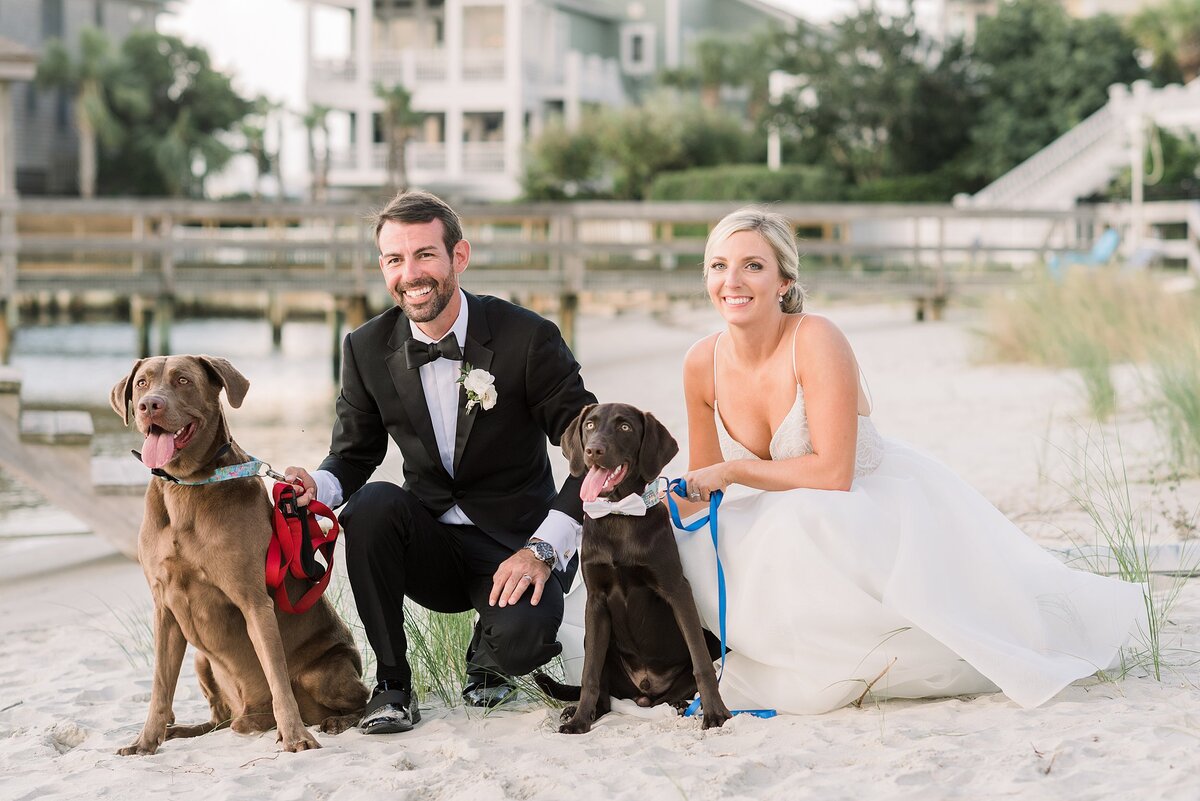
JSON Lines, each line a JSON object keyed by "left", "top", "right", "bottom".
{"left": 532, "top": 509, "right": 582, "bottom": 572}
{"left": 312, "top": 469, "right": 344, "bottom": 509}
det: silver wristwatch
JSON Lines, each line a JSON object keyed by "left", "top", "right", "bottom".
{"left": 522, "top": 540, "right": 556, "bottom": 568}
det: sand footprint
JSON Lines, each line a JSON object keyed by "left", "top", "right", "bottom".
{"left": 47, "top": 721, "right": 88, "bottom": 754}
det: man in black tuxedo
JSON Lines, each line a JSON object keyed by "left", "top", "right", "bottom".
{"left": 285, "top": 190, "right": 595, "bottom": 734}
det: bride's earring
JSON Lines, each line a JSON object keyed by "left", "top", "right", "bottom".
{"left": 777, "top": 293, "right": 785, "bottom": 304}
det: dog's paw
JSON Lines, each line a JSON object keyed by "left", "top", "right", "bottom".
{"left": 279, "top": 728, "right": 322, "bottom": 752}
{"left": 558, "top": 705, "right": 577, "bottom": 724}
{"left": 319, "top": 713, "right": 362, "bottom": 735}
{"left": 558, "top": 717, "right": 593, "bottom": 735}
{"left": 116, "top": 739, "right": 160, "bottom": 756}
{"left": 701, "top": 706, "right": 733, "bottom": 730}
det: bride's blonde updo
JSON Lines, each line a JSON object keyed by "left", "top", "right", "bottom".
{"left": 703, "top": 207, "right": 807, "bottom": 314}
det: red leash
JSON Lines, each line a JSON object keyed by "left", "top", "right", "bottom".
{"left": 266, "top": 482, "right": 339, "bottom": 614}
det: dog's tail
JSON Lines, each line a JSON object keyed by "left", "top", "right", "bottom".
{"left": 532, "top": 672, "right": 581, "bottom": 702}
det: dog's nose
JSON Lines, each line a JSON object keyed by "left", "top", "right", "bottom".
{"left": 585, "top": 442, "right": 605, "bottom": 459}
{"left": 138, "top": 394, "right": 166, "bottom": 415}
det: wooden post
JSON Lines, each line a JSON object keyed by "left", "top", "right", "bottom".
{"left": 268, "top": 292, "right": 285, "bottom": 348}
{"left": 155, "top": 294, "right": 173, "bottom": 355}
{"left": 555, "top": 210, "right": 582, "bottom": 351}
{"left": 0, "top": 200, "right": 15, "bottom": 364}
{"left": 0, "top": 298, "right": 10, "bottom": 365}
{"left": 330, "top": 303, "right": 345, "bottom": 383}
{"left": 158, "top": 213, "right": 175, "bottom": 354}
{"left": 132, "top": 295, "right": 152, "bottom": 358}
{"left": 559, "top": 291, "right": 578, "bottom": 352}
{"left": 933, "top": 215, "right": 947, "bottom": 321}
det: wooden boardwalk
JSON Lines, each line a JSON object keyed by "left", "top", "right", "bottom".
{"left": 0, "top": 376, "right": 142, "bottom": 568}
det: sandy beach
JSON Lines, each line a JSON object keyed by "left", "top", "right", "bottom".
{"left": 2, "top": 301, "right": 1198, "bottom": 801}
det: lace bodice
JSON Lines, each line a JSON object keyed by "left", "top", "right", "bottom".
{"left": 714, "top": 387, "right": 884, "bottom": 479}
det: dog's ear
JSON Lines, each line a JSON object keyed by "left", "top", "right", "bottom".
{"left": 637, "top": 411, "right": 679, "bottom": 483}
{"left": 196, "top": 355, "right": 250, "bottom": 408}
{"left": 109, "top": 358, "right": 146, "bottom": 426}
{"left": 560, "top": 403, "right": 595, "bottom": 477}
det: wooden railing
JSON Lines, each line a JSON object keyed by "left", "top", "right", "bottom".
{"left": 2, "top": 197, "right": 1194, "bottom": 363}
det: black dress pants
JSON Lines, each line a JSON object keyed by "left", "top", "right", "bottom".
{"left": 340, "top": 482, "right": 566, "bottom": 689}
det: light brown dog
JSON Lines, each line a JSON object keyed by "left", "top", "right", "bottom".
{"left": 110, "top": 354, "right": 368, "bottom": 755}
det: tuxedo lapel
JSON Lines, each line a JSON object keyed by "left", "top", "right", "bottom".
{"left": 385, "top": 317, "right": 444, "bottom": 471}
{"left": 453, "top": 293, "right": 493, "bottom": 473}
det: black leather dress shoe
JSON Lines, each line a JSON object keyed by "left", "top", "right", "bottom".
{"left": 462, "top": 680, "right": 519, "bottom": 708}
{"left": 361, "top": 682, "right": 420, "bottom": 734}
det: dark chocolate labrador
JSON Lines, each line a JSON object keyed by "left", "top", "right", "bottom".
{"left": 536, "top": 402, "right": 731, "bottom": 732}
{"left": 111, "top": 355, "right": 368, "bottom": 754}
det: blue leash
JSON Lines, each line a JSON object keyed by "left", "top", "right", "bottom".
{"left": 666, "top": 479, "right": 776, "bottom": 720}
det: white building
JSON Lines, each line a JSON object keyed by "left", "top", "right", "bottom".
{"left": 0, "top": 0, "right": 163, "bottom": 195}
{"left": 301, "top": 0, "right": 795, "bottom": 200}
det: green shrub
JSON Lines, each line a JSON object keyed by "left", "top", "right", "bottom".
{"left": 646, "top": 164, "right": 847, "bottom": 202}
{"left": 847, "top": 168, "right": 972, "bottom": 202}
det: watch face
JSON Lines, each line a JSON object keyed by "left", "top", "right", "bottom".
{"left": 527, "top": 541, "right": 554, "bottom": 565}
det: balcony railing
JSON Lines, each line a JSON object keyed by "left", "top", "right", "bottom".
{"left": 311, "top": 48, "right": 507, "bottom": 87}
{"left": 335, "top": 142, "right": 502, "bottom": 175}
{"left": 409, "top": 142, "right": 447, "bottom": 171}
{"left": 462, "top": 49, "right": 506, "bottom": 82}
{"left": 463, "top": 142, "right": 506, "bottom": 173}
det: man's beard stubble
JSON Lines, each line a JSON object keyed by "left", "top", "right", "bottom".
{"left": 392, "top": 271, "right": 458, "bottom": 323}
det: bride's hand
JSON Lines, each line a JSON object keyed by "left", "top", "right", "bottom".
{"left": 681, "top": 462, "right": 732, "bottom": 503}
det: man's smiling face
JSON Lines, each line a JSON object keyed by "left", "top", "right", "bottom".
{"left": 378, "top": 218, "right": 470, "bottom": 336}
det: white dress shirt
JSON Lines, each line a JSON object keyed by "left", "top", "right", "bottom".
{"left": 312, "top": 290, "right": 580, "bottom": 570}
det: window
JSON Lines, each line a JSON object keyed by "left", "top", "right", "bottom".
{"left": 620, "top": 23, "right": 655, "bottom": 76}
{"left": 42, "top": 0, "right": 64, "bottom": 38}
{"left": 56, "top": 90, "right": 69, "bottom": 131}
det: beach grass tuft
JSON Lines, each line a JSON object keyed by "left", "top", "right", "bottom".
{"left": 980, "top": 269, "right": 1200, "bottom": 425}
{"left": 95, "top": 598, "right": 156, "bottom": 671}
{"left": 403, "top": 604, "right": 477, "bottom": 707}
{"left": 1059, "top": 427, "right": 1194, "bottom": 681}
{"left": 1149, "top": 332, "right": 1200, "bottom": 476}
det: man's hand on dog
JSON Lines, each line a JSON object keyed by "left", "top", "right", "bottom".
{"left": 281, "top": 466, "right": 318, "bottom": 507}
{"left": 490, "top": 548, "right": 552, "bottom": 608}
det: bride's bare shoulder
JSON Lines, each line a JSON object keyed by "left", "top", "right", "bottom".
{"left": 683, "top": 333, "right": 720, "bottom": 392}
{"left": 792, "top": 311, "right": 859, "bottom": 369}
{"left": 684, "top": 332, "right": 720, "bottom": 369}
{"left": 794, "top": 313, "right": 850, "bottom": 348}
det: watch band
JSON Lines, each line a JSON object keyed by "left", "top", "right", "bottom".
{"left": 523, "top": 540, "right": 555, "bottom": 567}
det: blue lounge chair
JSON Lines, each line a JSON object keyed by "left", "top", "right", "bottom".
{"left": 1047, "top": 228, "right": 1120, "bottom": 279}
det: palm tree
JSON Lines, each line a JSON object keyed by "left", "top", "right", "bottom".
{"left": 35, "top": 27, "right": 121, "bottom": 198}
{"left": 375, "top": 82, "right": 423, "bottom": 192}
{"left": 1130, "top": 0, "right": 1200, "bottom": 83}
{"left": 301, "top": 103, "right": 331, "bottom": 202}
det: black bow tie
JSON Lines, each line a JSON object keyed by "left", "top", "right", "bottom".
{"left": 404, "top": 334, "right": 463, "bottom": 369}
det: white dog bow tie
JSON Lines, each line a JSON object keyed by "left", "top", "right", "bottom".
{"left": 583, "top": 493, "right": 654, "bottom": 519}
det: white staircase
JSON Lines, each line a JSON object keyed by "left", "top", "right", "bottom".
{"left": 966, "top": 79, "right": 1200, "bottom": 210}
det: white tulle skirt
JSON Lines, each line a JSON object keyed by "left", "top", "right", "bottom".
{"left": 558, "top": 438, "right": 1145, "bottom": 714}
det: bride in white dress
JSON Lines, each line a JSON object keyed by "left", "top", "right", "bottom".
{"left": 666, "top": 208, "right": 1144, "bottom": 714}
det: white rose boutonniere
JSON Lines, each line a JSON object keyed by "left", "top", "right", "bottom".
{"left": 458, "top": 363, "right": 498, "bottom": 413}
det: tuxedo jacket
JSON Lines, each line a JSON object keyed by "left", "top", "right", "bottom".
{"left": 319, "top": 292, "right": 597, "bottom": 552}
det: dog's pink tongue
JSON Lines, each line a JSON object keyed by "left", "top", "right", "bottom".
{"left": 580, "top": 465, "right": 614, "bottom": 503}
{"left": 141, "top": 430, "right": 177, "bottom": 470}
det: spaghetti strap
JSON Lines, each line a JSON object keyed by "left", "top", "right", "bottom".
{"left": 790, "top": 314, "right": 807, "bottom": 385}
{"left": 859, "top": 366, "right": 875, "bottom": 415}
{"left": 713, "top": 333, "right": 723, "bottom": 404}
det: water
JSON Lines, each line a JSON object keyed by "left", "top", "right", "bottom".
{"left": 3, "top": 317, "right": 351, "bottom": 537}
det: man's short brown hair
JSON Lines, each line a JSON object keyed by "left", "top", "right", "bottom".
{"left": 372, "top": 190, "right": 464, "bottom": 255}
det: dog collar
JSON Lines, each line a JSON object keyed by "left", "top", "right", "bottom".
{"left": 133, "top": 444, "right": 286, "bottom": 486}
{"left": 582, "top": 482, "right": 662, "bottom": 519}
